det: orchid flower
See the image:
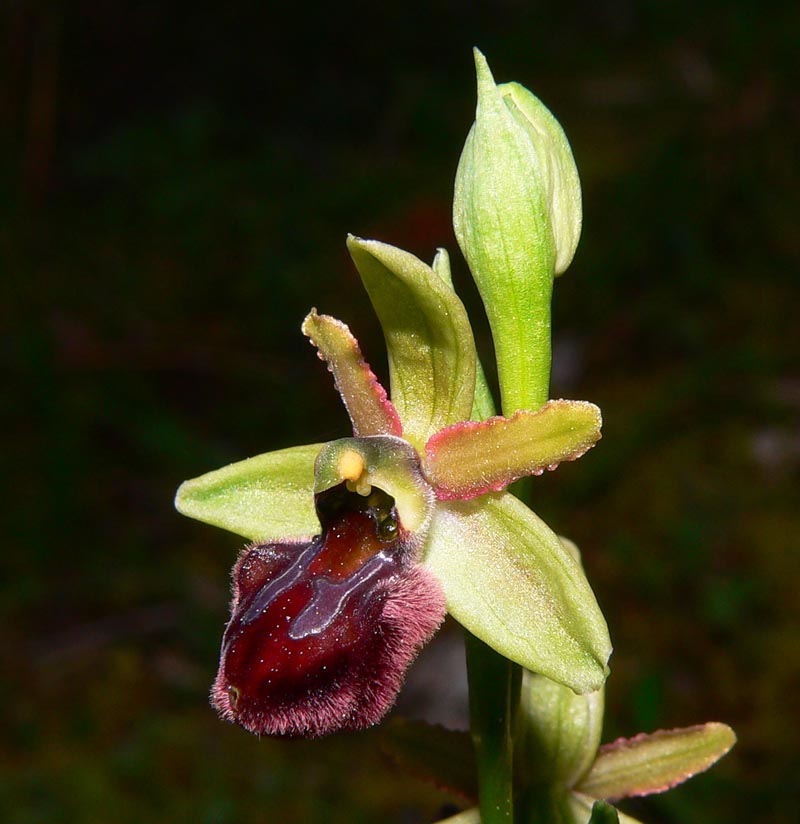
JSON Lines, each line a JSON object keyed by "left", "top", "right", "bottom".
{"left": 175, "top": 236, "right": 611, "bottom": 738}
{"left": 173, "top": 48, "right": 735, "bottom": 824}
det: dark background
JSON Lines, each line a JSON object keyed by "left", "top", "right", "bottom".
{"left": 3, "top": 1, "right": 798, "bottom": 822}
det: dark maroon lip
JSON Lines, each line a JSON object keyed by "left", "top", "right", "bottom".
{"left": 211, "top": 482, "right": 445, "bottom": 738}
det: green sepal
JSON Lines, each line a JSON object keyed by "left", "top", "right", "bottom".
{"left": 424, "top": 400, "right": 602, "bottom": 500}
{"left": 575, "top": 723, "right": 736, "bottom": 802}
{"left": 174, "top": 443, "right": 321, "bottom": 541}
{"left": 422, "top": 491, "right": 611, "bottom": 694}
{"left": 301, "top": 309, "right": 402, "bottom": 437}
{"left": 314, "top": 435, "right": 434, "bottom": 539}
{"left": 379, "top": 718, "right": 477, "bottom": 801}
{"left": 347, "top": 235, "right": 477, "bottom": 449}
{"left": 520, "top": 671, "right": 605, "bottom": 790}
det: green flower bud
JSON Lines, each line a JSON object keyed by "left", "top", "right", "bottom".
{"left": 453, "top": 49, "right": 582, "bottom": 413}
{"left": 498, "top": 79, "right": 582, "bottom": 277}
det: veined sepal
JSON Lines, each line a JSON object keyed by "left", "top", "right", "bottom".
{"left": 174, "top": 442, "right": 321, "bottom": 542}
{"left": 422, "top": 491, "right": 611, "bottom": 694}
{"left": 347, "top": 236, "right": 477, "bottom": 448}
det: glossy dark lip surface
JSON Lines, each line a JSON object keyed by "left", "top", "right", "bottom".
{"left": 211, "top": 484, "right": 445, "bottom": 738}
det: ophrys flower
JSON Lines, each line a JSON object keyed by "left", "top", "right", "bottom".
{"left": 176, "top": 237, "right": 610, "bottom": 737}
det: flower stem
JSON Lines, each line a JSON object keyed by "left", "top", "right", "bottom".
{"left": 465, "top": 275, "right": 553, "bottom": 823}
{"left": 465, "top": 632, "right": 522, "bottom": 822}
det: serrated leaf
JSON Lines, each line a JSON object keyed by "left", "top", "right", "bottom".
{"left": 380, "top": 718, "right": 477, "bottom": 801}
{"left": 424, "top": 401, "right": 601, "bottom": 500}
{"left": 423, "top": 492, "right": 611, "bottom": 694}
{"left": 347, "top": 236, "right": 477, "bottom": 448}
{"left": 175, "top": 443, "right": 321, "bottom": 541}
{"left": 576, "top": 723, "right": 737, "bottom": 801}
{"left": 302, "top": 309, "right": 402, "bottom": 437}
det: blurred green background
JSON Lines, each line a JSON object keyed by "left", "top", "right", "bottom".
{"left": 3, "top": 2, "right": 798, "bottom": 822}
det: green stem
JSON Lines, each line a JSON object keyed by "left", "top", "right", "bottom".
{"left": 465, "top": 320, "right": 550, "bottom": 824}
{"left": 466, "top": 632, "right": 522, "bottom": 823}
{"left": 466, "top": 275, "right": 553, "bottom": 823}
{"left": 465, "top": 360, "right": 522, "bottom": 823}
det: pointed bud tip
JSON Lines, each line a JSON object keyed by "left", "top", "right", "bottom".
{"left": 472, "top": 48, "right": 497, "bottom": 100}
{"left": 173, "top": 480, "right": 191, "bottom": 513}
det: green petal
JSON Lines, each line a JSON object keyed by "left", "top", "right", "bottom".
{"left": 174, "top": 443, "right": 321, "bottom": 541}
{"left": 568, "top": 793, "right": 644, "bottom": 824}
{"left": 575, "top": 723, "right": 736, "bottom": 802}
{"left": 424, "top": 401, "right": 602, "bottom": 500}
{"left": 379, "top": 718, "right": 477, "bottom": 801}
{"left": 301, "top": 309, "right": 402, "bottom": 437}
{"left": 520, "top": 671, "right": 605, "bottom": 790}
{"left": 347, "top": 235, "right": 477, "bottom": 449}
{"left": 423, "top": 492, "right": 611, "bottom": 693}
{"left": 432, "top": 246, "right": 496, "bottom": 422}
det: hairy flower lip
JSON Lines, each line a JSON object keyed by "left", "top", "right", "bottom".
{"left": 210, "top": 477, "right": 446, "bottom": 738}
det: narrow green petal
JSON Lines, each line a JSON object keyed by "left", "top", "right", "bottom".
{"left": 432, "top": 246, "right": 496, "bottom": 422}
{"left": 423, "top": 492, "right": 611, "bottom": 693}
{"left": 568, "top": 793, "right": 644, "bottom": 824}
{"left": 379, "top": 718, "right": 477, "bottom": 801}
{"left": 425, "top": 401, "right": 602, "bottom": 500}
{"left": 301, "top": 309, "right": 402, "bottom": 437}
{"left": 432, "top": 246, "right": 454, "bottom": 285}
{"left": 174, "top": 443, "right": 321, "bottom": 541}
{"left": 347, "top": 235, "right": 476, "bottom": 448}
{"left": 575, "top": 723, "right": 737, "bottom": 801}
{"left": 520, "top": 671, "right": 605, "bottom": 790}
